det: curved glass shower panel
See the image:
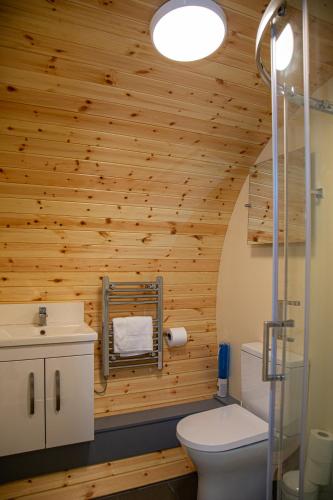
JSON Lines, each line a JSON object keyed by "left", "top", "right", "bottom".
{"left": 306, "top": 2, "right": 333, "bottom": 500}
{"left": 256, "top": 1, "right": 308, "bottom": 499}
{"left": 256, "top": 1, "right": 333, "bottom": 499}
{"left": 274, "top": 4, "right": 307, "bottom": 500}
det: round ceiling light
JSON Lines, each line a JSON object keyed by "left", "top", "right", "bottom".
{"left": 150, "top": 0, "right": 227, "bottom": 62}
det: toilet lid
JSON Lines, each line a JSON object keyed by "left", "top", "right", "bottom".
{"left": 176, "top": 404, "right": 268, "bottom": 452}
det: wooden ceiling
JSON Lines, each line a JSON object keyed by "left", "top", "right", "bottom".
{"left": 0, "top": 0, "right": 271, "bottom": 172}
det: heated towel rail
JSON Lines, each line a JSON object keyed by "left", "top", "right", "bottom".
{"left": 102, "top": 276, "right": 163, "bottom": 378}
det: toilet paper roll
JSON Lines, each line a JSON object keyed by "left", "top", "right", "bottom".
{"left": 166, "top": 327, "right": 187, "bottom": 347}
{"left": 308, "top": 429, "right": 333, "bottom": 464}
{"left": 306, "top": 457, "right": 332, "bottom": 486}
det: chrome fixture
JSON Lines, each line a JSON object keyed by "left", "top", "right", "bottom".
{"left": 311, "top": 187, "right": 324, "bottom": 200}
{"left": 255, "top": 0, "right": 333, "bottom": 115}
{"left": 277, "top": 299, "right": 300, "bottom": 342}
{"left": 262, "top": 319, "right": 295, "bottom": 382}
{"left": 38, "top": 306, "right": 47, "bottom": 327}
{"left": 102, "top": 276, "right": 163, "bottom": 378}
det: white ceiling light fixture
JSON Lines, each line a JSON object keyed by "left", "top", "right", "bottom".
{"left": 275, "top": 23, "right": 294, "bottom": 71}
{"left": 150, "top": 0, "right": 227, "bottom": 62}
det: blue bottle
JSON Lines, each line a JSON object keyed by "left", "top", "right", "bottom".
{"left": 218, "top": 342, "right": 230, "bottom": 397}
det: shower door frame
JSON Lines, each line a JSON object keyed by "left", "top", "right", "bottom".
{"left": 255, "top": 1, "right": 312, "bottom": 499}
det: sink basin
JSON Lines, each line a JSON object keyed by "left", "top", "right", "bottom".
{"left": 0, "top": 323, "right": 97, "bottom": 347}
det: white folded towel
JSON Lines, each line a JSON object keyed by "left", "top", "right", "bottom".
{"left": 113, "top": 316, "right": 153, "bottom": 356}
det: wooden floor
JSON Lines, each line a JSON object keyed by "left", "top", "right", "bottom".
{"left": 0, "top": 448, "right": 195, "bottom": 500}
{"left": 97, "top": 474, "right": 197, "bottom": 500}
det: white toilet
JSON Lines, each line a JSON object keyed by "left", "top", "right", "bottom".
{"left": 177, "top": 404, "right": 268, "bottom": 500}
{"left": 176, "top": 342, "right": 304, "bottom": 500}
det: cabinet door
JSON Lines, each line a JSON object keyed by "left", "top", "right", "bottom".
{"left": 0, "top": 359, "right": 45, "bottom": 456}
{"left": 45, "top": 355, "right": 94, "bottom": 448}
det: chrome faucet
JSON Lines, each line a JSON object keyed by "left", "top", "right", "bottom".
{"left": 38, "top": 306, "right": 47, "bottom": 327}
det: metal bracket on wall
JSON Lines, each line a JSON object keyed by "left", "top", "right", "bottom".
{"left": 311, "top": 187, "right": 324, "bottom": 200}
{"left": 277, "top": 300, "right": 299, "bottom": 342}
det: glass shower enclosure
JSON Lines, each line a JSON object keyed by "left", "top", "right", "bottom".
{"left": 256, "top": 1, "right": 333, "bottom": 499}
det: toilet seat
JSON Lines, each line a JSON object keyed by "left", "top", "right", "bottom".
{"left": 176, "top": 404, "right": 268, "bottom": 452}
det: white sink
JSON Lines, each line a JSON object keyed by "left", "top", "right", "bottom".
{"left": 0, "top": 323, "right": 97, "bottom": 347}
{"left": 0, "top": 302, "right": 97, "bottom": 348}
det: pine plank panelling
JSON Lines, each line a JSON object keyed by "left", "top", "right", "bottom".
{"left": 0, "top": 448, "right": 195, "bottom": 500}
{"left": 0, "top": 0, "right": 270, "bottom": 418}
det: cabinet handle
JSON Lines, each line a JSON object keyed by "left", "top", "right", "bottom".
{"left": 29, "top": 372, "right": 35, "bottom": 415}
{"left": 55, "top": 370, "right": 61, "bottom": 412}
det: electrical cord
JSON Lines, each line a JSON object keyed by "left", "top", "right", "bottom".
{"left": 94, "top": 377, "right": 108, "bottom": 395}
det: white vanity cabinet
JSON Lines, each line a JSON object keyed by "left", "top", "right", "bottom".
{"left": 0, "top": 352, "right": 95, "bottom": 457}
{"left": 0, "top": 301, "right": 97, "bottom": 457}
{"left": 45, "top": 355, "right": 94, "bottom": 448}
{"left": 0, "top": 359, "right": 45, "bottom": 456}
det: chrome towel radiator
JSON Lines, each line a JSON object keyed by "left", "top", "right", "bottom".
{"left": 102, "top": 276, "right": 163, "bottom": 378}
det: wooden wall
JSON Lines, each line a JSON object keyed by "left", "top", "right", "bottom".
{"left": 0, "top": 0, "right": 271, "bottom": 417}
